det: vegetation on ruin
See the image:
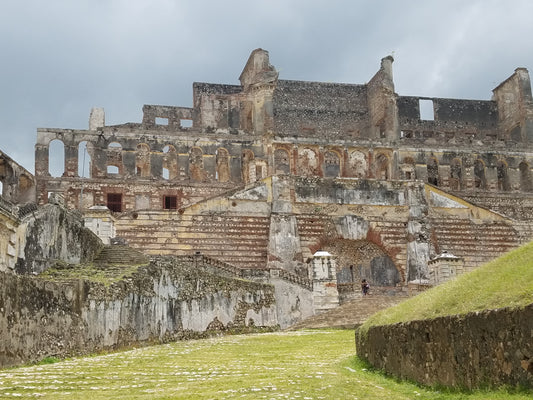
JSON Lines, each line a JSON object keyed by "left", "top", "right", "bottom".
{"left": 360, "top": 241, "right": 533, "bottom": 334}
{"left": 1, "top": 329, "right": 530, "bottom": 399}
{"left": 37, "top": 261, "right": 145, "bottom": 286}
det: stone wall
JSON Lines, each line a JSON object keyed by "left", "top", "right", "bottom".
{"left": 0, "top": 199, "right": 103, "bottom": 274}
{"left": 0, "top": 256, "right": 277, "bottom": 368}
{"left": 355, "top": 304, "right": 533, "bottom": 389}
{"left": 14, "top": 202, "right": 103, "bottom": 274}
{"left": 0, "top": 149, "right": 35, "bottom": 204}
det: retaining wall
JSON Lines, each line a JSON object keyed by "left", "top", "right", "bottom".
{"left": 356, "top": 304, "right": 533, "bottom": 389}
{"left": 0, "top": 256, "right": 277, "bottom": 368}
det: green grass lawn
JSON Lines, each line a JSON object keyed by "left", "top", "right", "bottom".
{"left": 0, "top": 330, "right": 529, "bottom": 399}
{"left": 360, "top": 241, "right": 533, "bottom": 335}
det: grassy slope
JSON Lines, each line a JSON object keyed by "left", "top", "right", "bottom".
{"left": 360, "top": 241, "right": 533, "bottom": 333}
{"left": 0, "top": 330, "right": 530, "bottom": 399}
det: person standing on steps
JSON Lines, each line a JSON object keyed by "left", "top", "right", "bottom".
{"left": 361, "top": 279, "right": 370, "bottom": 296}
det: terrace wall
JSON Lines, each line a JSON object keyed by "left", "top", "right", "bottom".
{"left": 356, "top": 304, "right": 533, "bottom": 389}
{"left": 0, "top": 256, "right": 277, "bottom": 368}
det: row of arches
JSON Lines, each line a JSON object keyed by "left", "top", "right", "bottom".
{"left": 45, "top": 139, "right": 533, "bottom": 192}
{"left": 423, "top": 156, "right": 533, "bottom": 192}
{"left": 273, "top": 147, "right": 388, "bottom": 179}
{"left": 47, "top": 139, "right": 261, "bottom": 184}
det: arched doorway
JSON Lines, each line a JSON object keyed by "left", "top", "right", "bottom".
{"left": 323, "top": 239, "right": 401, "bottom": 294}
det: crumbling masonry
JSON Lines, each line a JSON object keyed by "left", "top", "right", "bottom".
{"left": 3, "top": 48, "right": 533, "bottom": 308}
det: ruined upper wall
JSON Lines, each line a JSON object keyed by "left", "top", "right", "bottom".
{"left": 397, "top": 96, "right": 499, "bottom": 141}
{"left": 0, "top": 149, "right": 35, "bottom": 204}
{"left": 192, "top": 83, "right": 247, "bottom": 133}
{"left": 492, "top": 67, "right": 533, "bottom": 142}
{"left": 32, "top": 49, "right": 533, "bottom": 214}
{"left": 272, "top": 80, "right": 369, "bottom": 139}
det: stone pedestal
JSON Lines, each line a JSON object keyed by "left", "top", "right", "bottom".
{"left": 83, "top": 206, "right": 116, "bottom": 244}
{"left": 428, "top": 251, "right": 464, "bottom": 285}
{"left": 311, "top": 250, "right": 339, "bottom": 314}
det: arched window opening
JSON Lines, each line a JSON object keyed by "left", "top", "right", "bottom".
{"left": 402, "top": 157, "right": 415, "bottom": 180}
{"left": 216, "top": 148, "right": 230, "bottom": 182}
{"left": 497, "top": 160, "right": 510, "bottom": 191}
{"left": 0, "top": 180, "right": 3, "bottom": 196}
{"left": 349, "top": 151, "right": 367, "bottom": 178}
{"left": 427, "top": 156, "right": 439, "bottom": 186}
{"left": 375, "top": 153, "right": 389, "bottom": 180}
{"left": 520, "top": 161, "right": 533, "bottom": 192}
{"left": 242, "top": 150, "right": 255, "bottom": 184}
{"left": 136, "top": 143, "right": 151, "bottom": 177}
{"left": 106, "top": 142, "right": 123, "bottom": 176}
{"left": 78, "top": 141, "right": 91, "bottom": 178}
{"left": 49, "top": 139, "right": 65, "bottom": 177}
{"left": 274, "top": 149, "right": 290, "bottom": 175}
{"left": 449, "top": 158, "right": 462, "bottom": 190}
{"left": 189, "top": 147, "right": 206, "bottom": 181}
{"left": 162, "top": 145, "right": 177, "bottom": 180}
{"left": 297, "top": 148, "right": 319, "bottom": 177}
{"left": 323, "top": 150, "right": 341, "bottom": 178}
{"left": 474, "top": 159, "right": 486, "bottom": 189}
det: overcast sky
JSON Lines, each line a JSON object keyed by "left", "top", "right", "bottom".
{"left": 2, "top": 0, "right": 533, "bottom": 173}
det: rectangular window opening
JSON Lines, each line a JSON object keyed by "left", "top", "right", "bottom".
{"left": 180, "top": 119, "right": 193, "bottom": 128}
{"left": 107, "top": 165, "right": 119, "bottom": 174}
{"left": 107, "top": 193, "right": 122, "bottom": 212}
{"left": 164, "top": 195, "right": 177, "bottom": 210}
{"left": 419, "top": 99, "right": 435, "bottom": 121}
{"left": 156, "top": 117, "right": 169, "bottom": 125}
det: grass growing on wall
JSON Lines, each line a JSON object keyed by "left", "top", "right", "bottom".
{"left": 38, "top": 261, "right": 145, "bottom": 286}
{"left": 0, "top": 329, "right": 530, "bottom": 399}
{"left": 360, "top": 241, "right": 533, "bottom": 334}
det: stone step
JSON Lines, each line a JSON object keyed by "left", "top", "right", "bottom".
{"left": 288, "top": 294, "right": 409, "bottom": 330}
{"left": 93, "top": 245, "right": 149, "bottom": 266}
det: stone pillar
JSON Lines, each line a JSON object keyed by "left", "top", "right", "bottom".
{"left": 89, "top": 108, "right": 105, "bottom": 130}
{"left": 311, "top": 250, "right": 339, "bottom": 314}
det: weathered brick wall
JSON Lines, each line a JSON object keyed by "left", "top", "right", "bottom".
{"left": 115, "top": 212, "right": 270, "bottom": 269}
{"left": 0, "top": 256, "right": 277, "bottom": 368}
{"left": 272, "top": 80, "right": 369, "bottom": 140}
{"left": 356, "top": 304, "right": 533, "bottom": 389}
{"left": 459, "top": 192, "right": 533, "bottom": 222}
{"left": 428, "top": 215, "right": 520, "bottom": 272}
{"left": 398, "top": 96, "right": 499, "bottom": 139}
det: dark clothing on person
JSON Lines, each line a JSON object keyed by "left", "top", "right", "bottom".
{"left": 361, "top": 279, "right": 370, "bottom": 295}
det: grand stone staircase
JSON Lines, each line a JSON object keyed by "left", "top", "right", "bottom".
{"left": 288, "top": 294, "right": 408, "bottom": 330}
{"left": 93, "top": 245, "right": 150, "bottom": 266}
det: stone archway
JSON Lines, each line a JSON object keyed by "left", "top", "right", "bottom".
{"left": 322, "top": 238, "right": 400, "bottom": 293}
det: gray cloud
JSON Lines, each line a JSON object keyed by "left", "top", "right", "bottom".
{"left": 2, "top": 0, "right": 533, "bottom": 172}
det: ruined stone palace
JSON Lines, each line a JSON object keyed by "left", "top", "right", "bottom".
{"left": 2, "top": 49, "right": 533, "bottom": 321}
